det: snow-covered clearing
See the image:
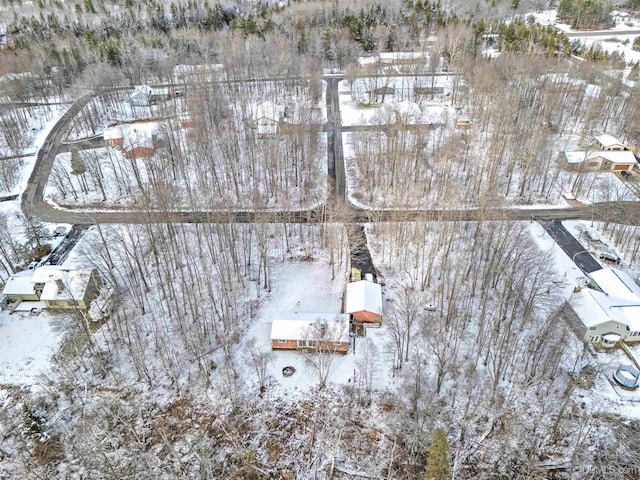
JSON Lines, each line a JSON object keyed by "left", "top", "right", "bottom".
{"left": 0, "top": 310, "right": 66, "bottom": 385}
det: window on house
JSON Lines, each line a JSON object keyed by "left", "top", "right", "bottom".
{"left": 277, "top": 339, "right": 287, "bottom": 343}
{"left": 589, "top": 326, "right": 597, "bottom": 330}
{"left": 589, "top": 335, "right": 600, "bottom": 343}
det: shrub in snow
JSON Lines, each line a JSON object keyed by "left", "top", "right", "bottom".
{"left": 21, "top": 403, "right": 48, "bottom": 441}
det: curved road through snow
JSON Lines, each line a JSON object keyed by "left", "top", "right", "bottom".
{"left": 20, "top": 78, "right": 640, "bottom": 226}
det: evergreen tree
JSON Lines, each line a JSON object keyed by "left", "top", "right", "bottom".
{"left": 423, "top": 429, "right": 450, "bottom": 480}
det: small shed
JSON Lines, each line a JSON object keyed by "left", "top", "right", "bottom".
{"left": 346, "top": 280, "right": 383, "bottom": 323}
{"left": 252, "top": 101, "right": 280, "bottom": 138}
{"left": 270, "top": 313, "right": 350, "bottom": 353}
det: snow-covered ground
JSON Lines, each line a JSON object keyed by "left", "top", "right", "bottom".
{"left": 235, "top": 260, "right": 391, "bottom": 396}
{"left": 0, "top": 309, "right": 66, "bottom": 385}
{"left": 532, "top": 9, "right": 640, "bottom": 64}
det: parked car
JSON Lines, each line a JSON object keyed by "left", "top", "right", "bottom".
{"left": 621, "top": 171, "right": 632, "bottom": 179}
{"left": 599, "top": 252, "right": 621, "bottom": 264}
{"left": 53, "top": 225, "right": 68, "bottom": 237}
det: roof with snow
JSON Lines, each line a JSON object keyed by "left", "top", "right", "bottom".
{"left": 103, "top": 128, "right": 123, "bottom": 140}
{"left": 589, "top": 268, "right": 640, "bottom": 301}
{"left": 345, "top": 280, "right": 382, "bottom": 315}
{"left": 131, "top": 84, "right": 152, "bottom": 98}
{"left": 31, "top": 266, "right": 75, "bottom": 284}
{"left": 563, "top": 150, "right": 637, "bottom": 165}
{"left": 40, "top": 268, "right": 96, "bottom": 303}
{"left": 2, "top": 271, "right": 36, "bottom": 296}
{"left": 571, "top": 288, "right": 630, "bottom": 329}
{"left": 595, "top": 133, "right": 626, "bottom": 149}
{"left": 270, "top": 313, "right": 349, "bottom": 342}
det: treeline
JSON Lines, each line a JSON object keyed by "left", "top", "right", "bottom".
{"left": 557, "top": 0, "right": 613, "bottom": 30}
{"left": 0, "top": 0, "right": 579, "bottom": 92}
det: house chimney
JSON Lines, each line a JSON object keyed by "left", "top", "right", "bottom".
{"left": 55, "top": 279, "right": 64, "bottom": 294}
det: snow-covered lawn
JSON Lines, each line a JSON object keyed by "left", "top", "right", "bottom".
{"left": 0, "top": 310, "right": 66, "bottom": 386}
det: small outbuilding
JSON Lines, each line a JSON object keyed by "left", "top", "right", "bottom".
{"left": 346, "top": 280, "right": 383, "bottom": 323}
{"left": 270, "top": 313, "right": 350, "bottom": 353}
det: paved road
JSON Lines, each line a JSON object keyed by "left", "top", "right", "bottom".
{"left": 542, "top": 220, "right": 603, "bottom": 273}
{"left": 564, "top": 29, "right": 640, "bottom": 37}
{"left": 18, "top": 75, "right": 640, "bottom": 227}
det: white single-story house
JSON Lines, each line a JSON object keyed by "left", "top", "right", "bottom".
{"left": 611, "top": 10, "right": 631, "bottom": 24}
{"left": 346, "top": 280, "right": 383, "bottom": 323}
{"left": 569, "top": 268, "right": 640, "bottom": 345}
{"left": 270, "top": 313, "right": 350, "bottom": 353}
{"left": 569, "top": 288, "right": 630, "bottom": 346}
{"left": 2, "top": 270, "right": 40, "bottom": 301}
{"left": 560, "top": 149, "right": 637, "bottom": 171}
{"left": 594, "top": 133, "right": 627, "bottom": 151}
